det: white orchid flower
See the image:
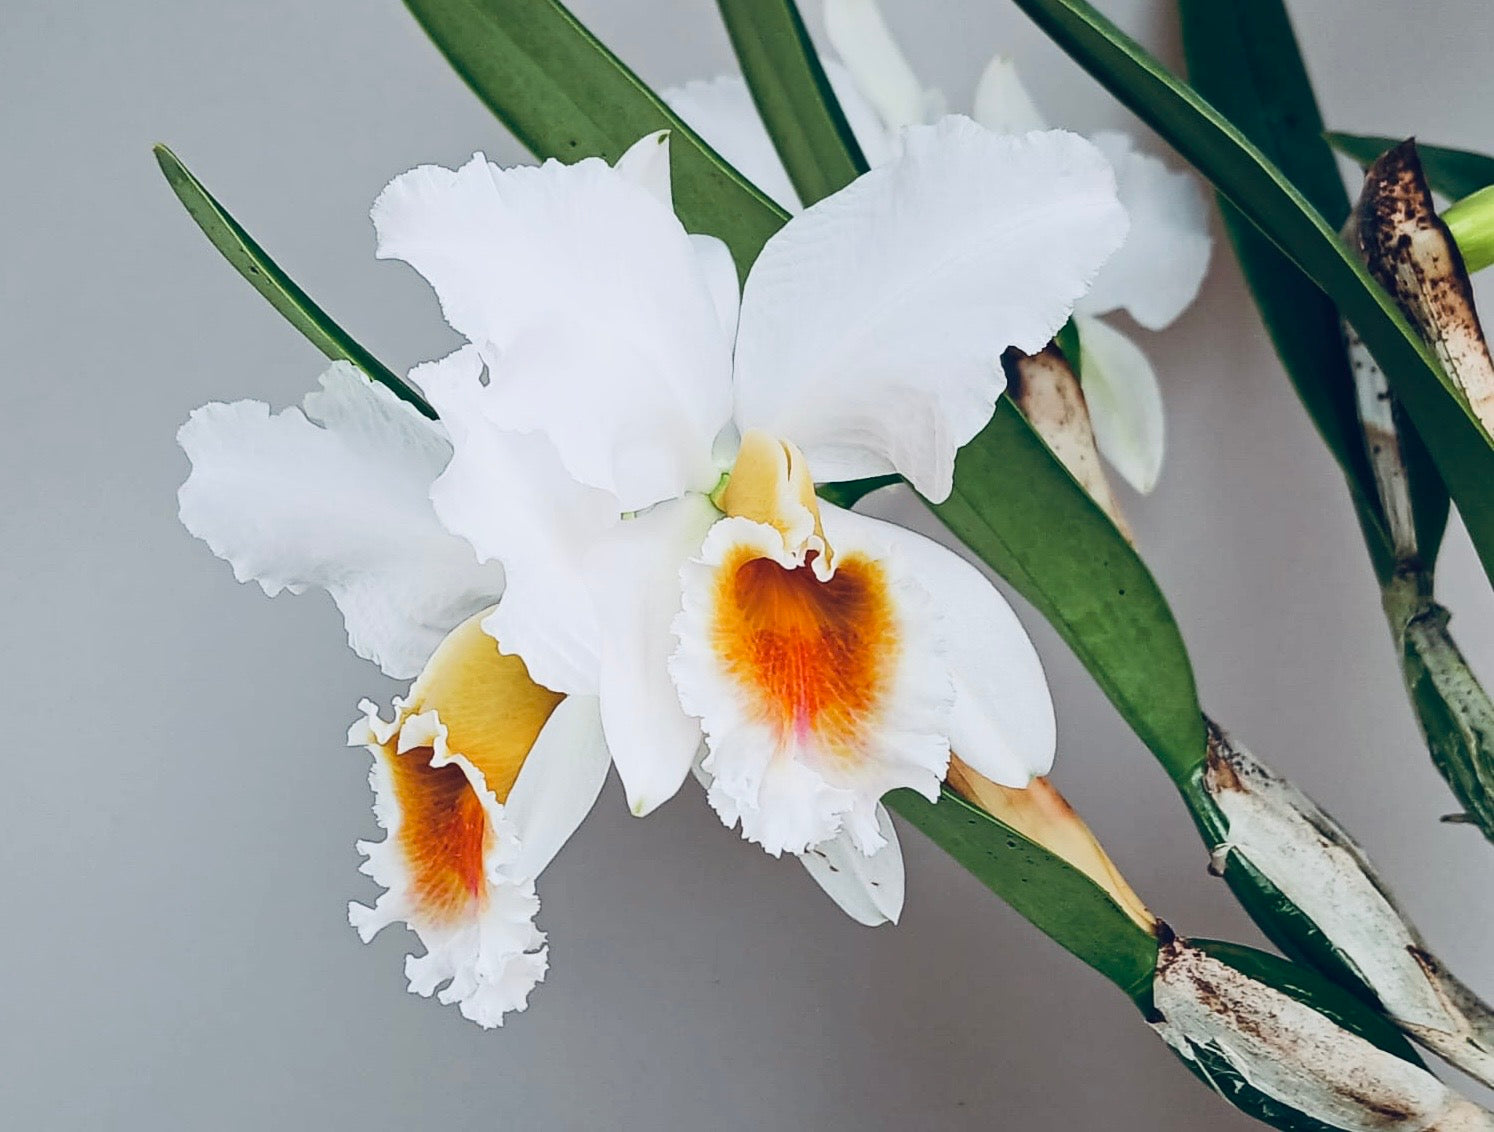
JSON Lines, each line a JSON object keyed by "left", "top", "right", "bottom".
{"left": 371, "top": 121, "right": 1126, "bottom": 921}
{"left": 664, "top": 0, "right": 1213, "bottom": 495}
{"left": 177, "top": 362, "right": 611, "bottom": 1026}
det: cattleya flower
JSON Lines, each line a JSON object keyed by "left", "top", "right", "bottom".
{"left": 664, "top": 0, "right": 1213, "bottom": 494}
{"left": 371, "top": 121, "right": 1125, "bottom": 906}
{"left": 178, "top": 362, "right": 610, "bottom": 1026}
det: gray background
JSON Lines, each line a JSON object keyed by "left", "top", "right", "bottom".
{"left": 5, "top": 0, "right": 1494, "bottom": 1128}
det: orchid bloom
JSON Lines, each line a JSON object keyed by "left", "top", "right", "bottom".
{"left": 664, "top": 0, "right": 1213, "bottom": 494}
{"left": 178, "top": 362, "right": 611, "bottom": 1026}
{"left": 370, "top": 120, "right": 1126, "bottom": 921}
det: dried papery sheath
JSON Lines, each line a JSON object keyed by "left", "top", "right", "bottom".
{"left": 1342, "top": 316, "right": 1420, "bottom": 564}
{"left": 1003, "top": 345, "right": 1134, "bottom": 541}
{"left": 1204, "top": 723, "right": 1494, "bottom": 1086}
{"left": 1151, "top": 939, "right": 1494, "bottom": 1131}
{"left": 1353, "top": 140, "right": 1494, "bottom": 433}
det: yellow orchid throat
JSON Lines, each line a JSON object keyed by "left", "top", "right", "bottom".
{"left": 356, "top": 609, "right": 562, "bottom": 929}
{"left": 707, "top": 429, "right": 899, "bottom": 760}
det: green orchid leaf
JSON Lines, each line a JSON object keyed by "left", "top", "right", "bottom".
{"left": 715, "top": 0, "right": 865, "bottom": 206}
{"left": 1328, "top": 133, "right": 1494, "bottom": 202}
{"left": 1179, "top": 0, "right": 1447, "bottom": 578}
{"left": 935, "top": 401, "right": 1206, "bottom": 783}
{"left": 153, "top": 145, "right": 432, "bottom": 418}
{"left": 887, "top": 787, "right": 1159, "bottom": 1000}
{"left": 402, "top": 0, "right": 787, "bottom": 279}
{"left": 1009, "top": 0, "right": 1494, "bottom": 592}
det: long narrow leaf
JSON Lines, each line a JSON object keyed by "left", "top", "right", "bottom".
{"left": 889, "top": 787, "right": 1159, "bottom": 998}
{"left": 1329, "top": 133, "right": 1494, "bottom": 201}
{"left": 153, "top": 145, "right": 432, "bottom": 417}
{"left": 402, "top": 0, "right": 787, "bottom": 278}
{"left": 715, "top": 0, "right": 866, "bottom": 205}
{"left": 935, "top": 403, "right": 1205, "bottom": 783}
{"left": 1008, "top": 0, "right": 1494, "bottom": 591}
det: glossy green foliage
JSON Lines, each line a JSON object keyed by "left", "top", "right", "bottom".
{"left": 1010, "top": 0, "right": 1494, "bottom": 591}
{"left": 1180, "top": 0, "right": 1447, "bottom": 577}
{"left": 889, "top": 787, "right": 1159, "bottom": 1000}
{"left": 715, "top": 0, "right": 865, "bottom": 205}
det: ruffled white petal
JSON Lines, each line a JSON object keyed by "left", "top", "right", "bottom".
{"left": 588, "top": 495, "right": 718, "bottom": 816}
{"left": 348, "top": 700, "right": 547, "bottom": 1029}
{"left": 177, "top": 362, "right": 504, "bottom": 679}
{"left": 1076, "top": 131, "right": 1212, "bottom": 331}
{"left": 833, "top": 506, "right": 1055, "bottom": 785}
{"left": 671, "top": 512, "right": 953, "bottom": 856}
{"left": 823, "top": 0, "right": 942, "bottom": 132}
{"left": 971, "top": 55, "right": 1049, "bottom": 135}
{"left": 501, "top": 694, "right": 612, "bottom": 879}
{"left": 732, "top": 118, "right": 1128, "bottom": 502}
{"left": 798, "top": 804, "right": 905, "bottom": 926}
{"left": 373, "top": 149, "right": 731, "bottom": 510}
{"left": 1075, "top": 314, "right": 1166, "bottom": 495}
{"left": 420, "top": 347, "right": 617, "bottom": 695}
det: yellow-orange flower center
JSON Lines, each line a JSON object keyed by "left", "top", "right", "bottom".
{"left": 368, "top": 611, "right": 564, "bottom": 928}
{"left": 712, "top": 545, "right": 898, "bottom": 756}
{"left": 386, "top": 752, "right": 492, "bottom": 927}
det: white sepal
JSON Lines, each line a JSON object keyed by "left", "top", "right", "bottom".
{"left": 502, "top": 694, "right": 611, "bottom": 880}
{"left": 823, "top": 0, "right": 942, "bottom": 132}
{"left": 588, "top": 495, "right": 718, "bottom": 817}
{"left": 420, "top": 347, "right": 616, "bottom": 696}
{"left": 1075, "top": 314, "right": 1166, "bottom": 495}
{"left": 972, "top": 55, "right": 1048, "bottom": 135}
{"left": 798, "top": 804, "right": 906, "bottom": 926}
{"left": 1077, "top": 131, "right": 1212, "bottom": 331}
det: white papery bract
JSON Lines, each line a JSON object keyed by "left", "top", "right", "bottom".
{"left": 675, "top": 0, "right": 1213, "bottom": 495}
{"left": 376, "top": 122, "right": 1118, "bottom": 918}
{"left": 178, "top": 366, "right": 610, "bottom": 1027}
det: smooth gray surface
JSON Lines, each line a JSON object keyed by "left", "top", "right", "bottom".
{"left": 4, "top": 1, "right": 1494, "bottom": 1128}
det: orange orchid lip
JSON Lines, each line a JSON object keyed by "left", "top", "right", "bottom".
{"left": 711, "top": 545, "right": 899, "bottom": 758}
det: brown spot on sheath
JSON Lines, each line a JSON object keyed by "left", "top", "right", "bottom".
{"left": 1355, "top": 140, "right": 1494, "bottom": 433}
{"left": 1001, "top": 345, "right": 1134, "bottom": 542}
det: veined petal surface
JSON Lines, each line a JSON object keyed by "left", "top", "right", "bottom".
{"left": 1075, "top": 314, "right": 1166, "bottom": 495}
{"left": 348, "top": 609, "right": 569, "bottom": 1028}
{"left": 732, "top": 118, "right": 1128, "bottom": 501}
{"left": 1076, "top": 131, "right": 1212, "bottom": 331}
{"left": 373, "top": 148, "right": 732, "bottom": 509}
{"left": 835, "top": 505, "right": 1055, "bottom": 785}
{"left": 177, "top": 362, "right": 503, "bottom": 679}
{"left": 420, "top": 347, "right": 617, "bottom": 696}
